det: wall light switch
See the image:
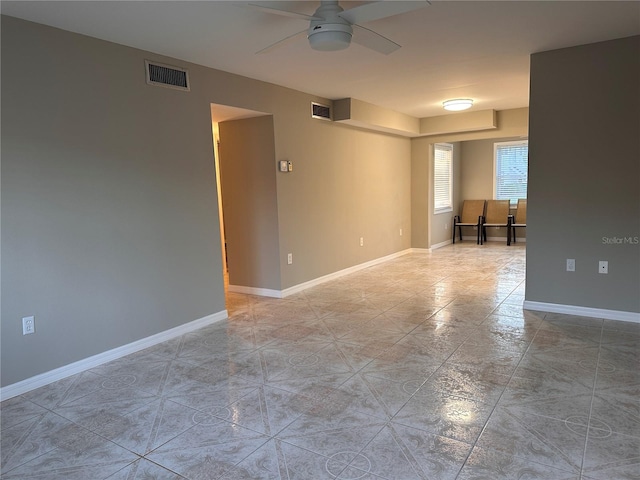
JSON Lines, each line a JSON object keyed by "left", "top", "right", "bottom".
{"left": 599, "top": 261, "right": 608, "bottom": 274}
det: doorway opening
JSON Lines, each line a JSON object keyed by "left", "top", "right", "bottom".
{"left": 210, "top": 104, "right": 277, "bottom": 304}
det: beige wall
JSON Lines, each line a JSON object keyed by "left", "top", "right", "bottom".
{"left": 217, "top": 114, "right": 412, "bottom": 292}
{"left": 527, "top": 35, "right": 639, "bottom": 313}
{"left": 411, "top": 109, "right": 528, "bottom": 248}
{"left": 275, "top": 122, "right": 412, "bottom": 288}
{"left": 410, "top": 142, "right": 430, "bottom": 249}
{"left": 411, "top": 138, "right": 462, "bottom": 249}
{"left": 460, "top": 137, "right": 526, "bottom": 241}
{"left": 219, "top": 116, "right": 281, "bottom": 291}
{"left": 423, "top": 108, "right": 529, "bottom": 145}
{"left": 1, "top": 16, "right": 413, "bottom": 387}
{"left": 420, "top": 110, "right": 496, "bottom": 136}
{"left": 429, "top": 142, "right": 461, "bottom": 247}
{"left": 460, "top": 139, "right": 495, "bottom": 200}
{"left": 334, "top": 98, "right": 420, "bottom": 136}
{"left": 6, "top": 13, "right": 633, "bottom": 393}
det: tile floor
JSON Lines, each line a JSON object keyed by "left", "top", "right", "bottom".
{"left": 1, "top": 243, "right": 639, "bottom": 479}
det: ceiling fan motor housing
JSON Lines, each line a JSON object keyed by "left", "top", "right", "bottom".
{"left": 307, "top": 1, "right": 353, "bottom": 51}
{"left": 308, "top": 23, "right": 353, "bottom": 51}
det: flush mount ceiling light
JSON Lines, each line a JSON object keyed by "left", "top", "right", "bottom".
{"left": 443, "top": 99, "right": 474, "bottom": 111}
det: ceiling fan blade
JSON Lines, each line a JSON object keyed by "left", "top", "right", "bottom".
{"left": 352, "top": 24, "right": 401, "bottom": 55}
{"left": 338, "top": 0, "right": 429, "bottom": 25}
{"left": 248, "top": 3, "right": 322, "bottom": 21}
{"left": 256, "top": 29, "right": 308, "bottom": 54}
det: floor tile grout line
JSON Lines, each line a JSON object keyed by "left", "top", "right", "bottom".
{"left": 14, "top": 246, "right": 635, "bottom": 479}
{"left": 384, "top": 423, "right": 432, "bottom": 480}
{"left": 0, "top": 410, "right": 61, "bottom": 476}
{"left": 499, "top": 408, "right": 584, "bottom": 474}
{"left": 133, "top": 456, "right": 185, "bottom": 479}
{"left": 451, "top": 310, "right": 548, "bottom": 478}
{"left": 382, "top": 316, "right": 494, "bottom": 448}
{"left": 580, "top": 322, "right": 605, "bottom": 478}
{"left": 330, "top": 422, "right": 390, "bottom": 480}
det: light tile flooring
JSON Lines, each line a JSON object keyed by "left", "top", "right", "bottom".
{"left": 2, "top": 244, "right": 639, "bottom": 480}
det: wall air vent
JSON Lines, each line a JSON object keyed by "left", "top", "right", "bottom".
{"left": 311, "top": 102, "right": 332, "bottom": 120}
{"left": 145, "top": 60, "right": 190, "bottom": 91}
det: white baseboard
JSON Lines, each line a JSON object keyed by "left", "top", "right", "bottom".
{"left": 459, "top": 235, "right": 526, "bottom": 244}
{"left": 0, "top": 310, "right": 228, "bottom": 401}
{"left": 228, "top": 285, "right": 282, "bottom": 298}
{"left": 281, "top": 249, "right": 413, "bottom": 297}
{"left": 411, "top": 248, "right": 432, "bottom": 253}
{"left": 429, "top": 239, "right": 452, "bottom": 251}
{"left": 524, "top": 301, "right": 639, "bottom": 323}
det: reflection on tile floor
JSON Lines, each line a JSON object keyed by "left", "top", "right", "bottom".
{"left": 2, "top": 243, "right": 639, "bottom": 479}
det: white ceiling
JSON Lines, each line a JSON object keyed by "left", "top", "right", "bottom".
{"left": 2, "top": 1, "right": 639, "bottom": 119}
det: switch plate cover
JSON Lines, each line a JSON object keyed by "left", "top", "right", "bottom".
{"left": 22, "top": 316, "right": 35, "bottom": 335}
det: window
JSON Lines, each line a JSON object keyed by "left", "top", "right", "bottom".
{"left": 494, "top": 140, "right": 528, "bottom": 205}
{"left": 434, "top": 143, "right": 453, "bottom": 213}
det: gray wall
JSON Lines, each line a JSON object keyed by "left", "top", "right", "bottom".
{"left": 219, "top": 116, "right": 281, "bottom": 291}
{"left": 1, "top": 16, "right": 225, "bottom": 386}
{"left": 527, "top": 36, "right": 640, "bottom": 312}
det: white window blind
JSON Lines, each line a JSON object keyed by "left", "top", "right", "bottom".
{"left": 494, "top": 140, "right": 528, "bottom": 205}
{"left": 434, "top": 143, "right": 453, "bottom": 213}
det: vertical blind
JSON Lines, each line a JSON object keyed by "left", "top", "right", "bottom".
{"left": 495, "top": 141, "right": 528, "bottom": 204}
{"left": 434, "top": 143, "right": 453, "bottom": 213}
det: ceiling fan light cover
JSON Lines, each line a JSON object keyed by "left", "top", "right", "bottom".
{"left": 443, "top": 99, "right": 473, "bottom": 111}
{"left": 308, "top": 23, "right": 353, "bottom": 51}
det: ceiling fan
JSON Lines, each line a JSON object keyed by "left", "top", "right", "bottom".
{"left": 249, "top": 0, "right": 429, "bottom": 55}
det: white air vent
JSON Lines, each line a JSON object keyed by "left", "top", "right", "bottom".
{"left": 311, "top": 102, "right": 332, "bottom": 120}
{"left": 145, "top": 60, "right": 190, "bottom": 91}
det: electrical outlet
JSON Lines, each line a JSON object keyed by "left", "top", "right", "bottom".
{"left": 360, "top": 237, "right": 364, "bottom": 247}
{"left": 599, "top": 261, "right": 608, "bottom": 274}
{"left": 566, "top": 259, "right": 575, "bottom": 272}
{"left": 287, "top": 253, "right": 293, "bottom": 265}
{"left": 22, "top": 316, "right": 35, "bottom": 335}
